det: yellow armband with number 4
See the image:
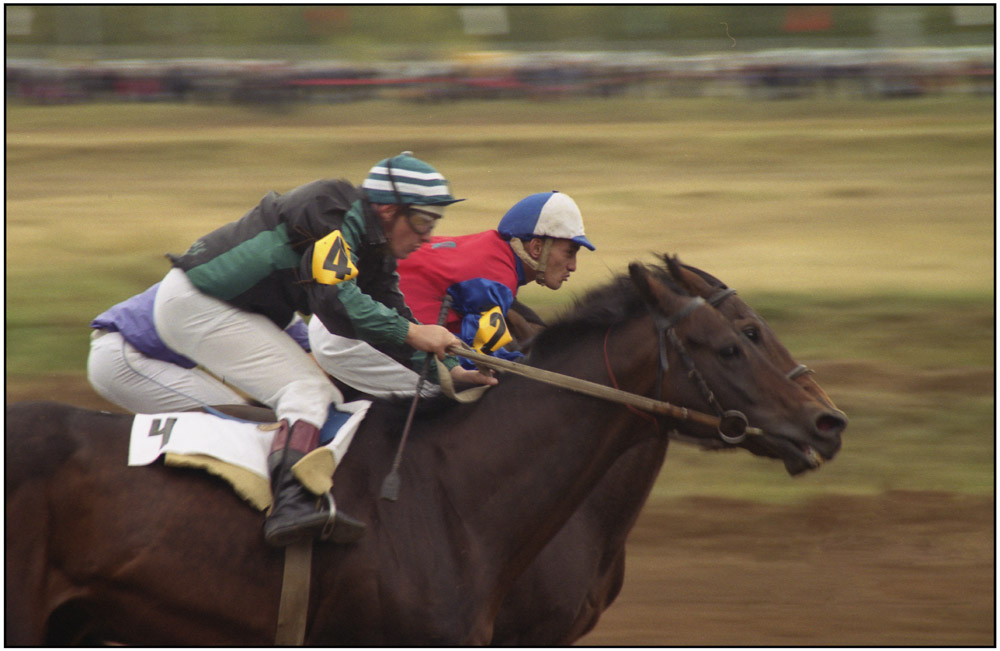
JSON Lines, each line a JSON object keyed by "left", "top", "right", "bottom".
{"left": 313, "top": 231, "right": 359, "bottom": 285}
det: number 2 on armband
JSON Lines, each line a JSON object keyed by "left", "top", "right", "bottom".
{"left": 313, "top": 231, "right": 359, "bottom": 285}
{"left": 474, "top": 306, "right": 513, "bottom": 354}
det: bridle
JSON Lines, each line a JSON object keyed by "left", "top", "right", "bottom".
{"left": 604, "top": 293, "right": 755, "bottom": 445}
{"left": 652, "top": 296, "right": 755, "bottom": 444}
{"left": 609, "top": 283, "right": 814, "bottom": 446}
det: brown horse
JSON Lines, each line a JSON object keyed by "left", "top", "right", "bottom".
{"left": 5, "top": 259, "right": 846, "bottom": 645}
{"left": 491, "top": 254, "right": 845, "bottom": 644}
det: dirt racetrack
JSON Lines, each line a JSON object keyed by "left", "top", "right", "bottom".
{"left": 578, "top": 491, "right": 994, "bottom": 646}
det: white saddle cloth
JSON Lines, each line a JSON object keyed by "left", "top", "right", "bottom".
{"left": 128, "top": 400, "right": 372, "bottom": 510}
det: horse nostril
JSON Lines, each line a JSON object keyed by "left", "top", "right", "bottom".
{"left": 815, "top": 411, "right": 847, "bottom": 438}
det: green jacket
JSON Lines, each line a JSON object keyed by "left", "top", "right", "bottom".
{"left": 169, "top": 178, "right": 457, "bottom": 373}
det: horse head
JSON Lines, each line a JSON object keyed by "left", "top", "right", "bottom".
{"left": 626, "top": 259, "right": 847, "bottom": 476}
{"left": 661, "top": 252, "right": 840, "bottom": 411}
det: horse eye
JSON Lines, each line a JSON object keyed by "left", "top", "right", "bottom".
{"left": 719, "top": 344, "right": 741, "bottom": 360}
{"left": 742, "top": 327, "right": 760, "bottom": 343}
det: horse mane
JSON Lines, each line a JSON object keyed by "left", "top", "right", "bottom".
{"left": 530, "top": 257, "right": 690, "bottom": 361}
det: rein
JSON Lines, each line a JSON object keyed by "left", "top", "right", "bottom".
{"left": 452, "top": 284, "right": 816, "bottom": 446}
{"left": 452, "top": 344, "right": 752, "bottom": 434}
{"left": 449, "top": 293, "right": 765, "bottom": 442}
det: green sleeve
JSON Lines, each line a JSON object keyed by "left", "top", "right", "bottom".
{"left": 306, "top": 205, "right": 413, "bottom": 346}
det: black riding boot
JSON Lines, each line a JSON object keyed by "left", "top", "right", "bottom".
{"left": 263, "top": 421, "right": 366, "bottom": 547}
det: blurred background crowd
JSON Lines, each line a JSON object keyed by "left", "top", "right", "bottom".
{"left": 6, "top": 5, "right": 994, "bottom": 105}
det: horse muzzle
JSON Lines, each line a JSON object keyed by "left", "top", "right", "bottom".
{"left": 743, "top": 406, "right": 847, "bottom": 476}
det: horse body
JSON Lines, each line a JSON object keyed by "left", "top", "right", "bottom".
{"left": 306, "top": 388, "right": 645, "bottom": 645}
{"left": 5, "top": 404, "right": 286, "bottom": 645}
{"left": 5, "top": 260, "right": 845, "bottom": 645}
{"left": 6, "top": 354, "right": 655, "bottom": 645}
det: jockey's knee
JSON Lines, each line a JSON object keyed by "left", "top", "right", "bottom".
{"left": 272, "top": 378, "right": 343, "bottom": 428}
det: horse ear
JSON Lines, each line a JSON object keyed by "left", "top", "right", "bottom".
{"left": 629, "top": 261, "right": 682, "bottom": 313}
{"left": 660, "top": 253, "right": 684, "bottom": 283}
{"left": 628, "top": 262, "right": 657, "bottom": 305}
{"left": 662, "top": 253, "right": 711, "bottom": 297}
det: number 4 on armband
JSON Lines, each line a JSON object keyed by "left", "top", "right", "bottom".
{"left": 313, "top": 231, "right": 360, "bottom": 285}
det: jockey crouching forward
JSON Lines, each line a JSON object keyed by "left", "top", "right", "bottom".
{"left": 153, "top": 152, "right": 496, "bottom": 547}
{"left": 308, "top": 190, "right": 595, "bottom": 395}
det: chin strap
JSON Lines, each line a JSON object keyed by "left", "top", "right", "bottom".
{"left": 510, "top": 237, "right": 554, "bottom": 287}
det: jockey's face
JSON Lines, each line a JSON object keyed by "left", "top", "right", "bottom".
{"left": 380, "top": 205, "right": 434, "bottom": 259}
{"left": 537, "top": 238, "right": 581, "bottom": 290}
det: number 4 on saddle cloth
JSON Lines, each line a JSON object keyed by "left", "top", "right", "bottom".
{"left": 127, "top": 401, "right": 372, "bottom": 510}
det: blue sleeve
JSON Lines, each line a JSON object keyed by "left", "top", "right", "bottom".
{"left": 446, "top": 278, "right": 524, "bottom": 369}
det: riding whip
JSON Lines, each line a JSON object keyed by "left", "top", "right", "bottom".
{"left": 380, "top": 293, "right": 454, "bottom": 501}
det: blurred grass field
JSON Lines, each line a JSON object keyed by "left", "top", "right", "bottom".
{"left": 5, "top": 95, "right": 994, "bottom": 499}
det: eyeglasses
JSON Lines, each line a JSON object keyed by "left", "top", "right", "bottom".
{"left": 406, "top": 208, "right": 440, "bottom": 235}
{"left": 386, "top": 158, "right": 441, "bottom": 235}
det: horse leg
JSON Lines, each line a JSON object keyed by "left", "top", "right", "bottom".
{"left": 561, "top": 551, "right": 627, "bottom": 644}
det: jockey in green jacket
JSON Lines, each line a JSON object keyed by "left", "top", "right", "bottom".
{"left": 154, "top": 152, "right": 495, "bottom": 547}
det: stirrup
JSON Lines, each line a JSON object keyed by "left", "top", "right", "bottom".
{"left": 320, "top": 492, "right": 338, "bottom": 540}
{"left": 318, "top": 492, "right": 366, "bottom": 544}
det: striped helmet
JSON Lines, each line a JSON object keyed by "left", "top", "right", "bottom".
{"left": 362, "top": 151, "right": 464, "bottom": 209}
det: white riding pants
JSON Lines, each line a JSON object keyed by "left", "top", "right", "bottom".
{"left": 153, "top": 267, "right": 342, "bottom": 427}
{"left": 87, "top": 330, "right": 251, "bottom": 413}
{"left": 307, "top": 316, "right": 439, "bottom": 400}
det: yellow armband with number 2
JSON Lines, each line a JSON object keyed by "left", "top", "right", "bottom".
{"left": 473, "top": 306, "right": 513, "bottom": 355}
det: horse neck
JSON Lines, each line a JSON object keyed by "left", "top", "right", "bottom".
{"left": 573, "top": 321, "right": 672, "bottom": 551}
{"left": 443, "top": 317, "right": 664, "bottom": 586}
{"left": 582, "top": 435, "right": 669, "bottom": 552}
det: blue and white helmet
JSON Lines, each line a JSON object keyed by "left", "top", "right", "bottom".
{"left": 497, "top": 191, "right": 595, "bottom": 250}
{"left": 362, "top": 151, "right": 464, "bottom": 214}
